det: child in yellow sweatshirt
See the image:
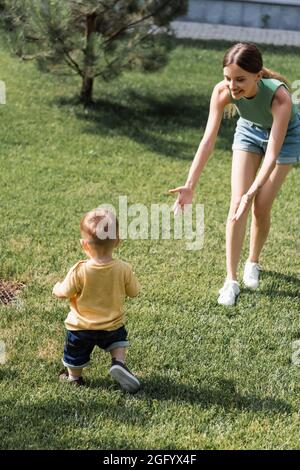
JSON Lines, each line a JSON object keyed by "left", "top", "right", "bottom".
{"left": 53, "top": 208, "right": 140, "bottom": 393}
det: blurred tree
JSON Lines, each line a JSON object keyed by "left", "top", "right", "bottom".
{"left": 1, "top": 0, "right": 188, "bottom": 104}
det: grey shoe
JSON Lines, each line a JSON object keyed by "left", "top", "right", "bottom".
{"left": 109, "top": 359, "right": 140, "bottom": 393}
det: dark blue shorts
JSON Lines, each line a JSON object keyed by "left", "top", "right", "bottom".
{"left": 62, "top": 326, "right": 129, "bottom": 369}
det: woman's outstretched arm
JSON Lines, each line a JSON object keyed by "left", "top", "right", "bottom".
{"left": 169, "top": 82, "right": 230, "bottom": 210}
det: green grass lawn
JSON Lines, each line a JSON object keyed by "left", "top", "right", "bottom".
{"left": 0, "top": 38, "right": 300, "bottom": 450}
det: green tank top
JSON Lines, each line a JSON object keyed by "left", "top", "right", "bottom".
{"left": 230, "top": 78, "right": 298, "bottom": 129}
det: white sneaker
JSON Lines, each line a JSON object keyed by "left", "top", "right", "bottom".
{"left": 243, "top": 261, "right": 261, "bottom": 289}
{"left": 217, "top": 280, "right": 240, "bottom": 306}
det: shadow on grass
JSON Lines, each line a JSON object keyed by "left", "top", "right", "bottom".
{"left": 0, "top": 373, "right": 291, "bottom": 449}
{"left": 0, "top": 394, "right": 135, "bottom": 450}
{"left": 0, "top": 367, "right": 19, "bottom": 381}
{"left": 138, "top": 375, "right": 291, "bottom": 414}
{"left": 56, "top": 90, "right": 236, "bottom": 159}
{"left": 262, "top": 270, "right": 300, "bottom": 284}
{"left": 259, "top": 270, "right": 300, "bottom": 299}
{"left": 89, "top": 374, "right": 291, "bottom": 415}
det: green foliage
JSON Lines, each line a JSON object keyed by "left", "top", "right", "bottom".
{"left": 0, "top": 0, "right": 188, "bottom": 102}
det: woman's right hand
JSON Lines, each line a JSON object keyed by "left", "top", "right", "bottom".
{"left": 168, "top": 186, "right": 194, "bottom": 214}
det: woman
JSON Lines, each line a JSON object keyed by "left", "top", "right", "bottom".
{"left": 170, "top": 42, "right": 300, "bottom": 306}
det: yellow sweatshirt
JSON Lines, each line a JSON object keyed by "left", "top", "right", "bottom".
{"left": 59, "top": 259, "right": 140, "bottom": 331}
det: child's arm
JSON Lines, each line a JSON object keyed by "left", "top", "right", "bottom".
{"left": 125, "top": 268, "right": 140, "bottom": 298}
{"left": 52, "top": 263, "right": 82, "bottom": 300}
{"left": 52, "top": 282, "right": 67, "bottom": 299}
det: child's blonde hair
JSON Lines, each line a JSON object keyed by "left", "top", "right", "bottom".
{"left": 80, "top": 208, "right": 119, "bottom": 247}
{"left": 223, "top": 42, "right": 290, "bottom": 118}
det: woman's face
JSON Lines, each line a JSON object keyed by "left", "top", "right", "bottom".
{"left": 223, "top": 63, "right": 262, "bottom": 99}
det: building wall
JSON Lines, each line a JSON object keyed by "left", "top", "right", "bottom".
{"left": 181, "top": 0, "right": 300, "bottom": 30}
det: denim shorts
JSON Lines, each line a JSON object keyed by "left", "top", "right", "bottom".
{"left": 232, "top": 113, "right": 300, "bottom": 164}
{"left": 62, "top": 326, "right": 129, "bottom": 369}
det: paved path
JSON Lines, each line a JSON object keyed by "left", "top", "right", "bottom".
{"left": 171, "top": 21, "right": 300, "bottom": 47}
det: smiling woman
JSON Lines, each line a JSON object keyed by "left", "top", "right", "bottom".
{"left": 222, "top": 42, "right": 292, "bottom": 119}
{"left": 169, "top": 42, "right": 300, "bottom": 306}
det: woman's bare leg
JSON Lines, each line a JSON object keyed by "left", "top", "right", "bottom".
{"left": 226, "top": 150, "right": 262, "bottom": 280}
{"left": 249, "top": 163, "right": 292, "bottom": 263}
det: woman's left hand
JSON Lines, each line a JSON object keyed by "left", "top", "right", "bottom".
{"left": 231, "top": 193, "right": 254, "bottom": 222}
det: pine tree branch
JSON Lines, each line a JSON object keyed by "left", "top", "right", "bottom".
{"left": 94, "top": 52, "right": 118, "bottom": 79}
{"left": 95, "top": 0, "right": 120, "bottom": 32}
{"left": 63, "top": 52, "right": 83, "bottom": 76}
{"left": 102, "top": 0, "right": 175, "bottom": 47}
{"left": 98, "top": 0, "right": 120, "bottom": 13}
{"left": 94, "top": 22, "right": 165, "bottom": 79}
{"left": 55, "top": 36, "right": 83, "bottom": 77}
{"left": 21, "top": 51, "right": 52, "bottom": 60}
{"left": 24, "top": 34, "right": 43, "bottom": 42}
